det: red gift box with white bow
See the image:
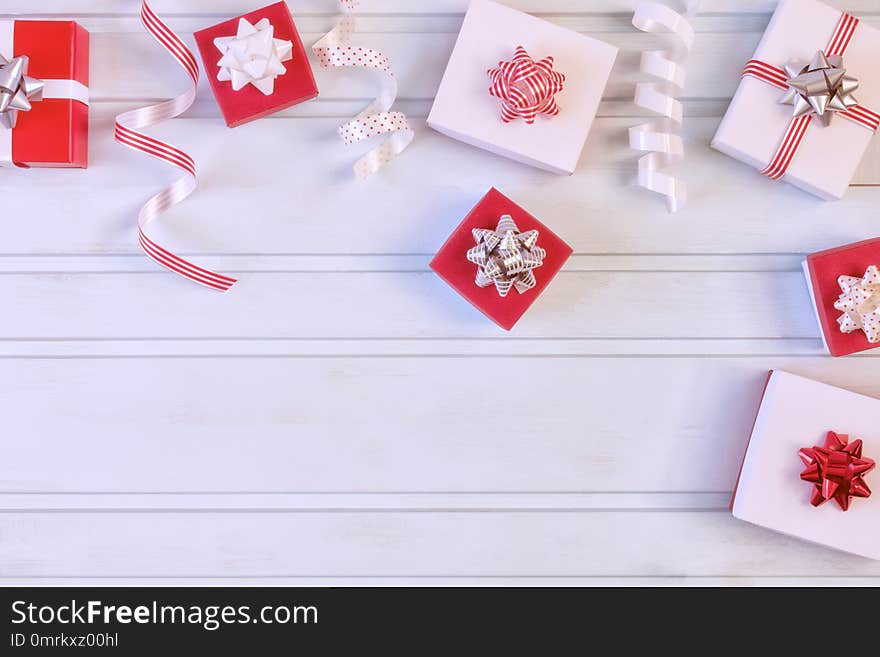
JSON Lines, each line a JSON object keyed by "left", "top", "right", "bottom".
{"left": 803, "top": 238, "right": 880, "bottom": 357}
{"left": 194, "top": 2, "right": 318, "bottom": 128}
{"left": 0, "top": 20, "right": 89, "bottom": 168}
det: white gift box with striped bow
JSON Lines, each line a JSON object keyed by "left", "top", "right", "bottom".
{"left": 712, "top": 0, "right": 880, "bottom": 200}
{"left": 427, "top": 0, "right": 617, "bottom": 175}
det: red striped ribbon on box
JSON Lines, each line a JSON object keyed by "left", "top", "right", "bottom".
{"left": 114, "top": 1, "right": 237, "bottom": 292}
{"left": 742, "top": 12, "right": 880, "bottom": 181}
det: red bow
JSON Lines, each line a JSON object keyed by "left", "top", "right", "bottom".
{"left": 798, "top": 431, "right": 875, "bottom": 511}
{"left": 488, "top": 46, "right": 565, "bottom": 124}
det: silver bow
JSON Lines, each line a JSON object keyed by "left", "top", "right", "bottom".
{"left": 467, "top": 214, "right": 546, "bottom": 297}
{"left": 0, "top": 55, "right": 44, "bottom": 130}
{"left": 780, "top": 51, "right": 859, "bottom": 126}
{"left": 835, "top": 265, "right": 880, "bottom": 343}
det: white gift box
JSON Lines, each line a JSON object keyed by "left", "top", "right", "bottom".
{"left": 731, "top": 371, "right": 880, "bottom": 559}
{"left": 711, "top": 0, "right": 880, "bottom": 200}
{"left": 426, "top": 0, "right": 617, "bottom": 175}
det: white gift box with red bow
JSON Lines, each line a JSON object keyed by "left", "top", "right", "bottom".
{"left": 712, "top": 0, "right": 880, "bottom": 200}
{"left": 732, "top": 371, "right": 880, "bottom": 560}
{"left": 427, "top": 0, "right": 617, "bottom": 175}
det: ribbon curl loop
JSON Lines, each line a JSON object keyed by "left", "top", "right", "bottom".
{"left": 629, "top": 1, "right": 699, "bottom": 213}
{"left": 312, "top": 0, "right": 413, "bottom": 181}
{"left": 114, "top": 1, "right": 237, "bottom": 291}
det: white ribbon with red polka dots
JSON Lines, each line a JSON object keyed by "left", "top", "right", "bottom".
{"left": 312, "top": 0, "right": 413, "bottom": 180}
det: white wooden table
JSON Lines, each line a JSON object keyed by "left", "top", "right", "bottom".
{"left": 3, "top": 0, "right": 880, "bottom": 586}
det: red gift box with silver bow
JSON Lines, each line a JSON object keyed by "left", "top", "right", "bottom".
{"left": 193, "top": 1, "right": 318, "bottom": 128}
{"left": 430, "top": 188, "right": 572, "bottom": 331}
{"left": 803, "top": 238, "right": 880, "bottom": 356}
{"left": 712, "top": 0, "right": 880, "bottom": 200}
{"left": 0, "top": 20, "right": 89, "bottom": 168}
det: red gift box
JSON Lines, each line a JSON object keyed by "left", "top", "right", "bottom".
{"left": 2, "top": 20, "right": 89, "bottom": 168}
{"left": 430, "top": 188, "right": 573, "bottom": 330}
{"left": 194, "top": 2, "right": 318, "bottom": 128}
{"left": 804, "top": 238, "right": 880, "bottom": 357}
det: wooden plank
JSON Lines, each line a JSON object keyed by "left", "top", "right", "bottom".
{"left": 0, "top": 338, "right": 860, "bottom": 358}
{"left": 2, "top": 115, "right": 880, "bottom": 256}
{"left": 87, "top": 31, "right": 760, "bottom": 102}
{"left": 0, "top": 492, "right": 732, "bottom": 511}
{"left": 0, "top": 270, "right": 821, "bottom": 338}
{"left": 0, "top": 254, "right": 810, "bottom": 274}
{"left": 2, "top": 575, "right": 879, "bottom": 585}
{"left": 4, "top": 511, "right": 880, "bottom": 578}
{"left": 3, "top": 357, "right": 879, "bottom": 495}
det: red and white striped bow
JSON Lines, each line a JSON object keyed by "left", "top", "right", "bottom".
{"left": 488, "top": 46, "right": 565, "bottom": 124}
{"left": 742, "top": 12, "right": 880, "bottom": 181}
{"left": 114, "top": 1, "right": 237, "bottom": 291}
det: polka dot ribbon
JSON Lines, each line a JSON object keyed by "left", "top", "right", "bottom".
{"left": 487, "top": 46, "right": 565, "bottom": 124}
{"left": 742, "top": 12, "right": 880, "bottom": 181}
{"left": 312, "top": 0, "right": 414, "bottom": 181}
{"left": 114, "top": 1, "right": 236, "bottom": 292}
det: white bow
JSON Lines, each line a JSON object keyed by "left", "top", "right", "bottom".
{"left": 835, "top": 265, "right": 880, "bottom": 343}
{"left": 214, "top": 18, "right": 293, "bottom": 95}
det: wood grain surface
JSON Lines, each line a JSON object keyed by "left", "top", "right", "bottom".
{"left": 2, "top": 0, "right": 879, "bottom": 585}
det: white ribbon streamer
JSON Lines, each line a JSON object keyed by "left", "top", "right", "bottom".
{"left": 629, "top": 1, "right": 699, "bottom": 213}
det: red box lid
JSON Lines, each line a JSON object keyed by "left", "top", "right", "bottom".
{"left": 805, "top": 238, "right": 880, "bottom": 357}
{"left": 194, "top": 2, "right": 318, "bottom": 127}
{"left": 11, "top": 20, "right": 89, "bottom": 168}
{"left": 429, "top": 188, "right": 573, "bottom": 331}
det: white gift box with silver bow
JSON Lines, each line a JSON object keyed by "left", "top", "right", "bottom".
{"left": 712, "top": 0, "right": 880, "bottom": 200}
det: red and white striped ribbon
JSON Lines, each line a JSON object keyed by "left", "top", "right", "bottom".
{"left": 114, "top": 1, "right": 236, "bottom": 292}
{"left": 742, "top": 12, "right": 879, "bottom": 181}
{"left": 487, "top": 46, "right": 565, "bottom": 124}
{"left": 312, "top": 0, "right": 414, "bottom": 181}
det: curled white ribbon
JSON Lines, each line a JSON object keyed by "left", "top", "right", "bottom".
{"left": 629, "top": 1, "right": 699, "bottom": 213}
{"left": 312, "top": 0, "right": 413, "bottom": 181}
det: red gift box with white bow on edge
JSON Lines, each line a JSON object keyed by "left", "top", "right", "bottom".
{"left": 0, "top": 20, "right": 89, "bottom": 168}
{"left": 194, "top": 2, "right": 318, "bottom": 128}
{"left": 803, "top": 238, "right": 880, "bottom": 357}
